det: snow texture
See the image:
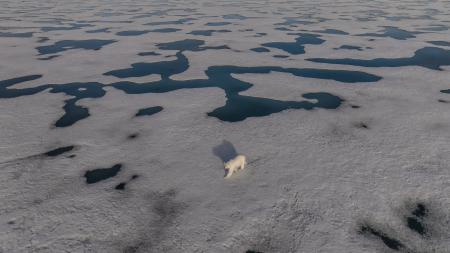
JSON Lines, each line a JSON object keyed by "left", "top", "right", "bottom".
{"left": 1, "top": 0, "right": 450, "bottom": 252}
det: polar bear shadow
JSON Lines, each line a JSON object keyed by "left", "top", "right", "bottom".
{"left": 213, "top": 140, "right": 238, "bottom": 163}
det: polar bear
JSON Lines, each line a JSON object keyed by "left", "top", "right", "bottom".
{"left": 224, "top": 155, "right": 246, "bottom": 178}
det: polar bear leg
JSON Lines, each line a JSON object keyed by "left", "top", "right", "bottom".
{"left": 225, "top": 168, "right": 234, "bottom": 178}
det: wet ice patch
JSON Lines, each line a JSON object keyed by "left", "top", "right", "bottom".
{"left": 155, "top": 39, "right": 229, "bottom": 52}
{"left": 188, "top": 29, "right": 231, "bottom": 36}
{"left": 358, "top": 200, "right": 450, "bottom": 253}
{"left": 104, "top": 52, "right": 189, "bottom": 79}
{"left": 116, "top": 30, "right": 150, "bottom": 36}
{"left": 311, "top": 29, "right": 348, "bottom": 35}
{"left": 262, "top": 33, "right": 325, "bottom": 55}
{"left": 144, "top": 18, "right": 195, "bottom": 26}
{"left": 250, "top": 47, "right": 270, "bottom": 53}
{"left": 205, "top": 22, "right": 231, "bottom": 26}
{"left": 308, "top": 47, "right": 450, "bottom": 70}
{"left": 36, "top": 39, "right": 116, "bottom": 55}
{"left": 428, "top": 41, "right": 450, "bottom": 47}
{"left": 356, "top": 26, "right": 421, "bottom": 40}
{"left": 334, "top": 45, "right": 364, "bottom": 51}
{"left": 0, "top": 31, "right": 33, "bottom": 38}
{"left": 44, "top": 146, "right": 74, "bottom": 157}
{"left": 135, "top": 106, "right": 163, "bottom": 117}
{"left": 84, "top": 164, "right": 122, "bottom": 184}
{"left": 222, "top": 14, "right": 248, "bottom": 20}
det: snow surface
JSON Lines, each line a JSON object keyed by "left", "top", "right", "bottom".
{"left": 1, "top": 0, "right": 450, "bottom": 252}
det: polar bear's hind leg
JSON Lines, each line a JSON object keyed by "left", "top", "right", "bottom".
{"left": 241, "top": 156, "right": 246, "bottom": 170}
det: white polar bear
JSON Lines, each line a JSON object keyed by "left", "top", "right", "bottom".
{"left": 224, "top": 155, "right": 246, "bottom": 178}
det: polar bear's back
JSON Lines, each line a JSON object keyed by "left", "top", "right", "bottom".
{"left": 225, "top": 154, "right": 246, "bottom": 168}
{"left": 235, "top": 155, "right": 246, "bottom": 164}
{"left": 231, "top": 154, "right": 246, "bottom": 163}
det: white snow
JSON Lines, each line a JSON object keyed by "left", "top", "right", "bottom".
{"left": 1, "top": 0, "right": 450, "bottom": 252}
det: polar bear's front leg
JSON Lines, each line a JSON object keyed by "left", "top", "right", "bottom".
{"left": 224, "top": 167, "right": 234, "bottom": 178}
